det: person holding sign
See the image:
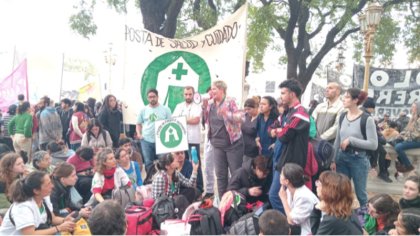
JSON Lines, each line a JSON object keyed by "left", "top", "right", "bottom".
{"left": 173, "top": 86, "right": 204, "bottom": 193}
{"left": 136, "top": 89, "right": 172, "bottom": 170}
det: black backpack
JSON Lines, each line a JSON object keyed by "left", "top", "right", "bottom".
{"left": 227, "top": 212, "right": 260, "bottom": 235}
{"left": 152, "top": 196, "right": 177, "bottom": 228}
{"left": 222, "top": 191, "right": 248, "bottom": 228}
{"left": 339, "top": 111, "right": 370, "bottom": 140}
{"left": 189, "top": 207, "right": 224, "bottom": 235}
{"left": 310, "top": 138, "right": 334, "bottom": 170}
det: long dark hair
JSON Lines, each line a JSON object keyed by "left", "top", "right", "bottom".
{"left": 10, "top": 171, "right": 48, "bottom": 203}
{"left": 156, "top": 153, "right": 178, "bottom": 183}
{"left": 86, "top": 118, "right": 105, "bottom": 142}
{"left": 100, "top": 95, "right": 118, "bottom": 113}
{"left": 260, "top": 96, "right": 279, "bottom": 120}
{"left": 368, "top": 193, "right": 400, "bottom": 228}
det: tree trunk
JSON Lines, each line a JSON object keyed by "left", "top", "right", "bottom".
{"left": 139, "top": 0, "right": 184, "bottom": 38}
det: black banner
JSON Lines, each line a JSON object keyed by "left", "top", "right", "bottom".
{"left": 310, "top": 83, "right": 326, "bottom": 103}
{"left": 353, "top": 65, "right": 420, "bottom": 118}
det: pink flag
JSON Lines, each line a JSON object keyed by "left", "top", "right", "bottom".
{"left": 0, "top": 59, "right": 28, "bottom": 112}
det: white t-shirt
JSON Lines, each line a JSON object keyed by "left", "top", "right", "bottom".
{"left": 173, "top": 102, "right": 202, "bottom": 144}
{"left": 0, "top": 197, "right": 53, "bottom": 235}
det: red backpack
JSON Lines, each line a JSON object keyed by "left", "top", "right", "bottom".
{"left": 125, "top": 205, "right": 153, "bottom": 235}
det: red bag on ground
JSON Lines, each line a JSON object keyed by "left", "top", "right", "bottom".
{"left": 125, "top": 205, "right": 153, "bottom": 235}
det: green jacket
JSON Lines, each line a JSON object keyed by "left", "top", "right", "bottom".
{"left": 8, "top": 112, "right": 33, "bottom": 138}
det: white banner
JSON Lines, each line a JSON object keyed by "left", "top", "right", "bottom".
{"left": 155, "top": 116, "right": 189, "bottom": 154}
{"left": 121, "top": 4, "right": 248, "bottom": 124}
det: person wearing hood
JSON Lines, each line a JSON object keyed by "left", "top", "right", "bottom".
{"left": 394, "top": 101, "right": 420, "bottom": 173}
{"left": 226, "top": 155, "right": 271, "bottom": 204}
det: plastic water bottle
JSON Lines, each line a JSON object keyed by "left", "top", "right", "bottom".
{"left": 191, "top": 146, "right": 199, "bottom": 164}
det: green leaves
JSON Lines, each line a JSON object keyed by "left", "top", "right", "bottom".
{"left": 247, "top": 4, "right": 276, "bottom": 71}
{"left": 69, "top": 0, "right": 97, "bottom": 39}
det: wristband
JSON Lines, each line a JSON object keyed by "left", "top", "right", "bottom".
{"left": 55, "top": 226, "right": 59, "bottom": 233}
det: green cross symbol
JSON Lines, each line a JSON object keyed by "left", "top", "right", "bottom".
{"left": 172, "top": 63, "right": 188, "bottom": 80}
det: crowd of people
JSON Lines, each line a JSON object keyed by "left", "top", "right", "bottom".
{"left": 0, "top": 79, "right": 419, "bottom": 235}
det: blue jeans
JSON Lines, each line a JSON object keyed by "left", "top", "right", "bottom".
{"left": 268, "top": 139, "right": 284, "bottom": 213}
{"left": 140, "top": 140, "right": 157, "bottom": 170}
{"left": 394, "top": 141, "right": 420, "bottom": 167}
{"left": 336, "top": 151, "right": 370, "bottom": 207}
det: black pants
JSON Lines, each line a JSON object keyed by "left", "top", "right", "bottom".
{"left": 76, "top": 175, "right": 93, "bottom": 204}
{"left": 377, "top": 144, "right": 390, "bottom": 176}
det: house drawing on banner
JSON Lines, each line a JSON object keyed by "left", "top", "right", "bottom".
{"left": 164, "top": 125, "right": 179, "bottom": 143}
{"left": 156, "top": 57, "right": 199, "bottom": 106}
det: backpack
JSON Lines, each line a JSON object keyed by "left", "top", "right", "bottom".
{"left": 151, "top": 174, "right": 177, "bottom": 228}
{"left": 188, "top": 199, "right": 224, "bottom": 235}
{"left": 310, "top": 138, "right": 334, "bottom": 170}
{"left": 112, "top": 184, "right": 135, "bottom": 209}
{"left": 218, "top": 191, "right": 248, "bottom": 228}
{"left": 152, "top": 196, "right": 177, "bottom": 228}
{"left": 125, "top": 205, "right": 153, "bottom": 235}
{"left": 227, "top": 212, "right": 260, "bottom": 235}
{"left": 87, "top": 130, "right": 108, "bottom": 146}
{"left": 339, "top": 111, "right": 370, "bottom": 140}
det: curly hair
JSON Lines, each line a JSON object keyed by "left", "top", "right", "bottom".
{"left": 95, "top": 148, "right": 114, "bottom": 174}
{"left": 319, "top": 171, "right": 354, "bottom": 218}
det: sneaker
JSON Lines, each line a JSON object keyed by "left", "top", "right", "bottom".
{"left": 378, "top": 173, "right": 392, "bottom": 183}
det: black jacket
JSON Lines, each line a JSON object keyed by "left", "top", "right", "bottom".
{"left": 276, "top": 103, "right": 310, "bottom": 171}
{"left": 310, "top": 207, "right": 363, "bottom": 235}
{"left": 50, "top": 177, "right": 82, "bottom": 216}
{"left": 98, "top": 109, "right": 122, "bottom": 148}
{"left": 226, "top": 159, "right": 271, "bottom": 203}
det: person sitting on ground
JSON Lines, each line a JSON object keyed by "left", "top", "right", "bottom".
{"left": 258, "top": 209, "right": 290, "bottom": 235}
{"left": 88, "top": 200, "right": 126, "bottom": 235}
{"left": 0, "top": 153, "right": 27, "bottom": 208}
{"left": 279, "top": 163, "right": 319, "bottom": 235}
{"left": 66, "top": 146, "right": 95, "bottom": 204}
{"left": 310, "top": 171, "right": 363, "bottom": 235}
{"left": 227, "top": 155, "right": 272, "bottom": 204}
{"left": 173, "top": 150, "right": 203, "bottom": 199}
{"left": 364, "top": 193, "right": 400, "bottom": 234}
{"left": 388, "top": 208, "right": 420, "bottom": 236}
{"left": 50, "top": 162, "right": 92, "bottom": 218}
{"left": 81, "top": 118, "right": 112, "bottom": 150}
{"left": 152, "top": 153, "right": 198, "bottom": 204}
{"left": 115, "top": 148, "right": 142, "bottom": 189}
{"left": 118, "top": 138, "right": 143, "bottom": 171}
{"left": 399, "top": 175, "right": 420, "bottom": 209}
{"left": 47, "top": 140, "right": 75, "bottom": 165}
{"left": 0, "top": 171, "right": 75, "bottom": 235}
{"left": 90, "top": 148, "right": 131, "bottom": 204}
{"left": 27, "top": 151, "right": 54, "bottom": 174}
